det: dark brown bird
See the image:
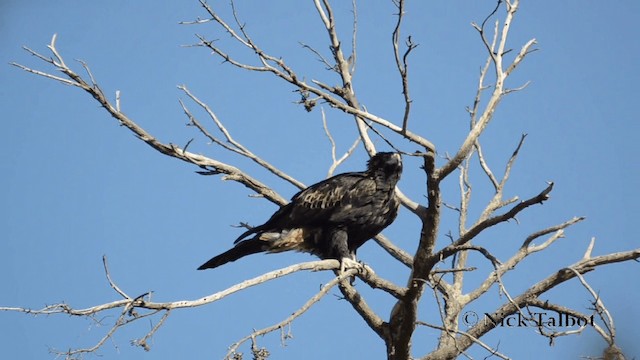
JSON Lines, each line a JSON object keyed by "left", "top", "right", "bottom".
{"left": 197, "top": 152, "right": 402, "bottom": 271}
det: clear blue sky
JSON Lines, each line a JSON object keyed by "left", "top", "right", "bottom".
{"left": 1, "top": 1, "right": 638, "bottom": 359}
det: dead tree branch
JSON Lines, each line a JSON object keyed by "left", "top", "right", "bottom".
{"left": 1, "top": 259, "right": 351, "bottom": 356}
{"left": 438, "top": 0, "right": 537, "bottom": 180}
{"left": 392, "top": 0, "right": 418, "bottom": 133}
{"left": 11, "top": 35, "right": 287, "bottom": 206}
{"left": 178, "top": 84, "right": 306, "bottom": 190}
{"left": 423, "top": 249, "right": 640, "bottom": 360}
{"left": 225, "top": 268, "right": 358, "bottom": 359}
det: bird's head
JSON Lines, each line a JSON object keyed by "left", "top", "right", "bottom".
{"left": 368, "top": 152, "right": 402, "bottom": 183}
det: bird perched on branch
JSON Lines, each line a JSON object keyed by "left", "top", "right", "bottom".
{"left": 197, "top": 152, "right": 402, "bottom": 272}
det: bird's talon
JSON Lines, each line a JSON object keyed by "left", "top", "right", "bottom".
{"left": 361, "top": 263, "right": 375, "bottom": 276}
{"left": 339, "top": 257, "right": 361, "bottom": 274}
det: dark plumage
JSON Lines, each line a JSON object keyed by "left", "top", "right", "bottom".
{"left": 197, "top": 152, "right": 402, "bottom": 270}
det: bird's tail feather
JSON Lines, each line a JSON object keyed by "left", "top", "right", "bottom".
{"left": 197, "top": 240, "right": 265, "bottom": 270}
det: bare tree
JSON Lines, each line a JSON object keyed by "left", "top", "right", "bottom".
{"left": 3, "top": 1, "right": 638, "bottom": 359}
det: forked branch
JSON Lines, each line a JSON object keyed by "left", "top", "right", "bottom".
{"left": 392, "top": 0, "right": 418, "bottom": 133}
{"left": 438, "top": 0, "right": 537, "bottom": 180}
{"left": 1, "top": 259, "right": 356, "bottom": 357}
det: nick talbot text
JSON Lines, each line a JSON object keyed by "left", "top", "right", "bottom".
{"left": 485, "top": 312, "right": 594, "bottom": 328}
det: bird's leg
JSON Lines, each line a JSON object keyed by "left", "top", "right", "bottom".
{"left": 327, "top": 228, "right": 359, "bottom": 277}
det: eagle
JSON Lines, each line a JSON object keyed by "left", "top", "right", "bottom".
{"left": 197, "top": 152, "right": 402, "bottom": 272}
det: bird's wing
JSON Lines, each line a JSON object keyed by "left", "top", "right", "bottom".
{"left": 233, "top": 172, "right": 372, "bottom": 244}
{"left": 286, "top": 172, "right": 375, "bottom": 225}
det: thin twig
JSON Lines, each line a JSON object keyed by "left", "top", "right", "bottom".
{"left": 102, "top": 255, "right": 129, "bottom": 300}
{"left": 392, "top": 0, "right": 418, "bottom": 133}
{"left": 179, "top": 85, "right": 306, "bottom": 189}
{"left": 321, "top": 108, "right": 361, "bottom": 178}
